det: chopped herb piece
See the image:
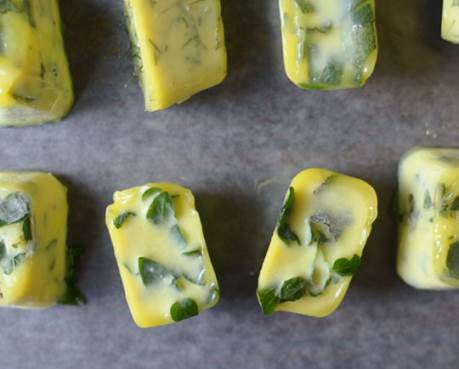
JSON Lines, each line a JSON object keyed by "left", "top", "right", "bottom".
{"left": 0, "top": 241, "right": 5, "bottom": 260}
{"left": 279, "top": 277, "right": 306, "bottom": 302}
{"left": 58, "top": 245, "right": 86, "bottom": 305}
{"left": 170, "top": 224, "right": 187, "bottom": 246}
{"left": 277, "top": 187, "right": 300, "bottom": 245}
{"left": 447, "top": 242, "right": 459, "bottom": 279}
{"left": 310, "top": 221, "right": 331, "bottom": 245}
{"left": 22, "top": 217, "right": 32, "bottom": 241}
{"left": 138, "top": 257, "right": 177, "bottom": 287}
{"left": 170, "top": 298, "right": 199, "bottom": 322}
{"left": 2, "top": 253, "right": 26, "bottom": 275}
{"left": 113, "top": 212, "right": 136, "bottom": 229}
{"left": 141, "top": 187, "right": 162, "bottom": 200}
{"left": 146, "top": 191, "right": 175, "bottom": 224}
{"left": 182, "top": 248, "right": 202, "bottom": 257}
{"left": 451, "top": 197, "right": 459, "bottom": 211}
{"left": 332, "top": 255, "right": 361, "bottom": 276}
{"left": 257, "top": 287, "right": 279, "bottom": 315}
{"left": 0, "top": 193, "right": 30, "bottom": 226}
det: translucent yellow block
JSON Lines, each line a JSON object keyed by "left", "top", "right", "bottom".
{"left": 397, "top": 148, "right": 459, "bottom": 289}
{"left": 257, "top": 168, "right": 377, "bottom": 317}
{"left": 0, "top": 172, "right": 67, "bottom": 307}
{"left": 442, "top": 0, "right": 459, "bottom": 44}
{"left": 0, "top": 0, "right": 73, "bottom": 127}
{"left": 125, "top": 0, "right": 227, "bottom": 112}
{"left": 106, "top": 182, "right": 220, "bottom": 328}
{"left": 279, "top": 0, "right": 378, "bottom": 90}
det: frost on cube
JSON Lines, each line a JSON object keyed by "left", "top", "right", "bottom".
{"left": 0, "top": 172, "right": 68, "bottom": 307}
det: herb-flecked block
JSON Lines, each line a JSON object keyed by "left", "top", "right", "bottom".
{"left": 106, "top": 182, "right": 220, "bottom": 328}
{"left": 397, "top": 147, "right": 459, "bottom": 289}
{"left": 257, "top": 168, "right": 377, "bottom": 317}
{"left": 279, "top": 0, "right": 378, "bottom": 90}
{"left": 0, "top": 172, "right": 68, "bottom": 307}
{"left": 124, "top": 0, "right": 227, "bottom": 111}
{"left": 0, "top": 0, "right": 73, "bottom": 127}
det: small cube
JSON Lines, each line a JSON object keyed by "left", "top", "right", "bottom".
{"left": 124, "top": 0, "right": 227, "bottom": 111}
{"left": 397, "top": 147, "right": 459, "bottom": 289}
{"left": 0, "top": 0, "right": 74, "bottom": 127}
{"left": 442, "top": 0, "right": 459, "bottom": 44}
{"left": 0, "top": 172, "right": 68, "bottom": 307}
{"left": 106, "top": 182, "right": 220, "bottom": 328}
{"left": 257, "top": 168, "right": 377, "bottom": 317}
{"left": 279, "top": 0, "right": 378, "bottom": 90}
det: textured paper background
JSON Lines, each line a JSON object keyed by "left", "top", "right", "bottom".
{"left": 0, "top": 1, "right": 458, "bottom": 368}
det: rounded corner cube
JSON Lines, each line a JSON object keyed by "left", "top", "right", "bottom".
{"left": 124, "top": 0, "right": 227, "bottom": 112}
{"left": 280, "top": 0, "right": 378, "bottom": 90}
{"left": 0, "top": 0, "right": 73, "bottom": 127}
{"left": 106, "top": 182, "right": 220, "bottom": 328}
{"left": 397, "top": 147, "right": 459, "bottom": 289}
{"left": 0, "top": 172, "right": 68, "bottom": 308}
{"left": 442, "top": 0, "right": 459, "bottom": 44}
{"left": 257, "top": 168, "right": 377, "bottom": 318}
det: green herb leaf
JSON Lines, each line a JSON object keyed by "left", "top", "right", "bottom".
{"left": 170, "top": 298, "right": 199, "bottom": 322}
{"left": 170, "top": 224, "right": 187, "bottom": 246}
{"left": 146, "top": 191, "right": 175, "bottom": 224}
{"left": 279, "top": 277, "right": 306, "bottom": 302}
{"left": 113, "top": 212, "right": 136, "bottom": 229}
{"left": 277, "top": 187, "right": 300, "bottom": 245}
{"left": 257, "top": 287, "right": 279, "bottom": 315}
{"left": 0, "top": 240, "right": 5, "bottom": 260}
{"left": 141, "top": 187, "right": 162, "bottom": 200}
{"left": 333, "top": 255, "right": 361, "bottom": 276}
{"left": 352, "top": 3, "right": 374, "bottom": 25}
{"left": 2, "top": 253, "right": 26, "bottom": 275}
{"left": 0, "top": 193, "right": 30, "bottom": 227}
{"left": 451, "top": 197, "right": 459, "bottom": 211}
{"left": 22, "top": 217, "right": 32, "bottom": 241}
{"left": 58, "top": 244, "right": 86, "bottom": 306}
{"left": 182, "top": 248, "right": 202, "bottom": 257}
{"left": 447, "top": 242, "right": 459, "bottom": 279}
{"left": 138, "top": 257, "right": 177, "bottom": 287}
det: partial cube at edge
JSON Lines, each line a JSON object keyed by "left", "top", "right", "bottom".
{"left": 124, "top": 0, "right": 227, "bottom": 111}
{"left": 442, "top": 0, "right": 459, "bottom": 44}
{"left": 257, "top": 168, "right": 377, "bottom": 317}
{"left": 0, "top": 172, "right": 68, "bottom": 307}
{"left": 106, "top": 182, "right": 220, "bottom": 328}
{"left": 0, "top": 0, "right": 73, "bottom": 127}
{"left": 397, "top": 147, "right": 459, "bottom": 289}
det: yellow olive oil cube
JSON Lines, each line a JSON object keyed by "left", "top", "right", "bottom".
{"left": 0, "top": 0, "right": 73, "bottom": 127}
{"left": 397, "top": 148, "right": 459, "bottom": 289}
{"left": 257, "top": 168, "right": 377, "bottom": 317}
{"left": 279, "top": 0, "right": 378, "bottom": 90}
{"left": 0, "top": 172, "right": 68, "bottom": 307}
{"left": 124, "top": 0, "right": 227, "bottom": 111}
{"left": 106, "top": 182, "right": 220, "bottom": 328}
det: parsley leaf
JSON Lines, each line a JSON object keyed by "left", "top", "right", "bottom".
{"left": 22, "top": 217, "right": 32, "bottom": 241}
{"left": 277, "top": 187, "right": 300, "bottom": 245}
{"left": 58, "top": 245, "right": 86, "bottom": 305}
{"left": 138, "top": 257, "right": 177, "bottom": 287}
{"left": 146, "top": 191, "right": 175, "bottom": 224}
{"left": 141, "top": 187, "right": 162, "bottom": 201}
{"left": 279, "top": 277, "right": 306, "bottom": 302}
{"left": 257, "top": 287, "right": 279, "bottom": 315}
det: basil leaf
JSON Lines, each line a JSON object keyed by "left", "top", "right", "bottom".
{"left": 182, "top": 248, "right": 202, "bottom": 257}
{"left": 58, "top": 244, "right": 86, "bottom": 306}
{"left": 333, "top": 255, "right": 361, "bottom": 276}
{"left": 447, "top": 242, "right": 459, "bottom": 279}
{"left": 170, "top": 224, "right": 187, "bottom": 247}
{"left": 277, "top": 187, "right": 300, "bottom": 245}
{"left": 142, "top": 187, "right": 162, "bottom": 201}
{"left": 257, "top": 287, "right": 279, "bottom": 315}
{"left": 138, "top": 257, "right": 177, "bottom": 287}
{"left": 113, "top": 212, "right": 136, "bottom": 229}
{"left": 22, "top": 217, "right": 32, "bottom": 241}
{"left": 279, "top": 277, "right": 306, "bottom": 302}
{"left": 0, "top": 240, "right": 5, "bottom": 260}
{"left": 0, "top": 193, "right": 29, "bottom": 226}
{"left": 146, "top": 191, "right": 175, "bottom": 224}
{"left": 170, "top": 298, "right": 199, "bottom": 322}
